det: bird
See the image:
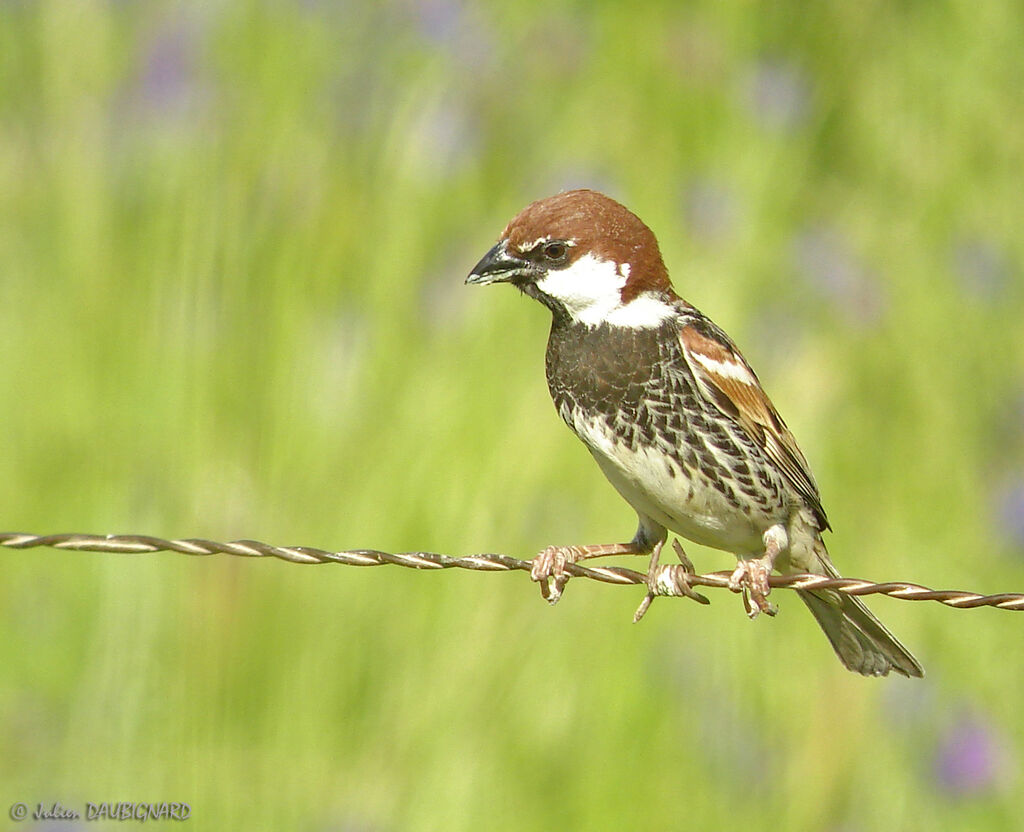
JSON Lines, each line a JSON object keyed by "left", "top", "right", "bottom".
{"left": 465, "top": 188, "right": 923, "bottom": 678}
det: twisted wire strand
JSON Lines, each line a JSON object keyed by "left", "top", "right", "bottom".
{"left": 2, "top": 531, "right": 1022, "bottom": 611}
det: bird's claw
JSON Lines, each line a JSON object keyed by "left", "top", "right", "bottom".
{"left": 729, "top": 557, "right": 778, "bottom": 619}
{"left": 531, "top": 545, "right": 579, "bottom": 604}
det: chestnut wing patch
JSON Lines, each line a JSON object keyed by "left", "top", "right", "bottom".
{"left": 679, "top": 322, "right": 829, "bottom": 530}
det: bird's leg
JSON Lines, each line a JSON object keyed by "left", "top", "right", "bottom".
{"left": 631, "top": 538, "right": 665, "bottom": 621}
{"left": 531, "top": 540, "right": 650, "bottom": 604}
{"left": 729, "top": 524, "right": 788, "bottom": 619}
{"left": 633, "top": 538, "right": 711, "bottom": 621}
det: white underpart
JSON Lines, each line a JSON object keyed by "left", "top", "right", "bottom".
{"left": 568, "top": 412, "right": 765, "bottom": 553}
{"left": 534, "top": 252, "right": 674, "bottom": 328}
{"left": 689, "top": 350, "right": 758, "bottom": 384}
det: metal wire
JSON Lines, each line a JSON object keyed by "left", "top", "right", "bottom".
{"left": 2, "top": 530, "right": 1022, "bottom": 611}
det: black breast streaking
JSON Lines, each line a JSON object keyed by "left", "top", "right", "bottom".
{"left": 545, "top": 319, "right": 693, "bottom": 441}
{"left": 544, "top": 317, "right": 785, "bottom": 516}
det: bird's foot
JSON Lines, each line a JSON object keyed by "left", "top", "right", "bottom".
{"left": 531, "top": 545, "right": 583, "bottom": 604}
{"left": 634, "top": 539, "right": 710, "bottom": 622}
{"left": 531, "top": 541, "right": 647, "bottom": 604}
{"left": 728, "top": 525, "right": 787, "bottom": 619}
{"left": 728, "top": 557, "right": 778, "bottom": 619}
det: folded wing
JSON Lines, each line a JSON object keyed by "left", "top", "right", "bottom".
{"left": 677, "top": 314, "right": 830, "bottom": 531}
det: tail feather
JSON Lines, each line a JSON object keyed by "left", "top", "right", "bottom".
{"left": 796, "top": 544, "right": 924, "bottom": 678}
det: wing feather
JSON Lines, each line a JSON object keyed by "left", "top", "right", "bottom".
{"left": 677, "top": 314, "right": 830, "bottom": 530}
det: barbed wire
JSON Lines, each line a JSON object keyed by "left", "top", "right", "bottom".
{"left": 3, "top": 530, "right": 1023, "bottom": 613}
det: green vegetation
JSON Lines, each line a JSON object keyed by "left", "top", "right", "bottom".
{"left": 1, "top": 2, "right": 1022, "bottom": 829}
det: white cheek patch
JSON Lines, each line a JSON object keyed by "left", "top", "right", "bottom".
{"left": 535, "top": 253, "right": 625, "bottom": 323}
{"left": 535, "top": 253, "right": 674, "bottom": 328}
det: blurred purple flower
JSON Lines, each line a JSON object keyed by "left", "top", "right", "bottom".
{"left": 139, "top": 22, "right": 198, "bottom": 112}
{"left": 108, "top": 13, "right": 215, "bottom": 151}
{"left": 994, "top": 477, "right": 1024, "bottom": 550}
{"left": 405, "top": 0, "right": 495, "bottom": 69}
{"left": 934, "top": 713, "right": 1002, "bottom": 796}
{"left": 793, "top": 227, "right": 885, "bottom": 326}
{"left": 744, "top": 58, "right": 810, "bottom": 132}
{"left": 413, "top": 0, "right": 464, "bottom": 44}
{"left": 952, "top": 237, "right": 1014, "bottom": 302}
{"left": 682, "top": 177, "right": 738, "bottom": 244}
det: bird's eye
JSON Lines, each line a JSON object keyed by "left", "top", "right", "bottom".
{"left": 542, "top": 242, "right": 568, "bottom": 262}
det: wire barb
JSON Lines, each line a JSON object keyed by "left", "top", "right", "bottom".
{"left": 2, "top": 531, "right": 1023, "bottom": 611}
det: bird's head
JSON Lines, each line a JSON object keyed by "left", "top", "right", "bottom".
{"left": 466, "top": 189, "right": 678, "bottom": 327}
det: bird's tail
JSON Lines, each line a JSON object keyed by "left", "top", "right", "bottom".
{"left": 795, "top": 540, "right": 924, "bottom": 678}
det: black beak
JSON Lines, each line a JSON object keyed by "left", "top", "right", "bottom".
{"left": 465, "top": 240, "right": 534, "bottom": 286}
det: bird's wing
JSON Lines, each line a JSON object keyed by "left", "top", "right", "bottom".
{"left": 676, "top": 312, "right": 829, "bottom": 530}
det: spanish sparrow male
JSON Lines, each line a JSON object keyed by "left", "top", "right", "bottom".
{"left": 466, "top": 189, "right": 922, "bottom": 678}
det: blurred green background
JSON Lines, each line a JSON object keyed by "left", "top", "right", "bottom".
{"left": 2, "top": 1, "right": 1023, "bottom": 829}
